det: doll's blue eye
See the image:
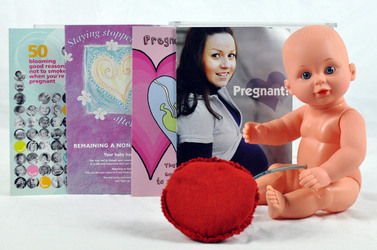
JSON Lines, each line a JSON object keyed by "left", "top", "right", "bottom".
{"left": 301, "top": 72, "right": 311, "bottom": 79}
{"left": 325, "top": 66, "right": 335, "bottom": 74}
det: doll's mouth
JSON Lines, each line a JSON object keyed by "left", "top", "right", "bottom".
{"left": 315, "top": 89, "right": 331, "bottom": 97}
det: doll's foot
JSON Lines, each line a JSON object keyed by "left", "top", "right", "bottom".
{"left": 266, "top": 185, "right": 286, "bottom": 219}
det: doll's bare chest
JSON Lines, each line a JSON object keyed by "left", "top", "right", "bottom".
{"left": 300, "top": 109, "right": 343, "bottom": 144}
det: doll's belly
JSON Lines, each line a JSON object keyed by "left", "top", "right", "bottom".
{"left": 297, "top": 137, "right": 340, "bottom": 168}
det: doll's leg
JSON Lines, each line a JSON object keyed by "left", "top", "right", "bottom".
{"left": 266, "top": 177, "right": 360, "bottom": 219}
{"left": 323, "top": 177, "right": 360, "bottom": 213}
{"left": 266, "top": 185, "right": 324, "bottom": 219}
{"left": 256, "top": 163, "right": 296, "bottom": 205}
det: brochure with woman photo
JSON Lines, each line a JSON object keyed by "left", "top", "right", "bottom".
{"left": 175, "top": 26, "right": 293, "bottom": 177}
{"left": 9, "top": 28, "right": 67, "bottom": 195}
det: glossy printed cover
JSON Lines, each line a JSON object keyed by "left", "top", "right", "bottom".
{"left": 65, "top": 25, "right": 133, "bottom": 194}
{"left": 131, "top": 26, "right": 177, "bottom": 196}
{"left": 9, "top": 28, "right": 67, "bottom": 195}
{"left": 175, "top": 26, "right": 293, "bottom": 173}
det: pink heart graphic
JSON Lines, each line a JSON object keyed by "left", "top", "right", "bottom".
{"left": 132, "top": 50, "right": 176, "bottom": 180}
{"left": 246, "top": 71, "right": 289, "bottom": 111}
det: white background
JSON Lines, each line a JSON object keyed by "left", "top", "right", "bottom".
{"left": 1, "top": 1, "right": 377, "bottom": 249}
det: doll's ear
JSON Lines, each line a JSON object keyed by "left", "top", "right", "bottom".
{"left": 284, "top": 79, "right": 294, "bottom": 95}
{"left": 349, "top": 63, "right": 356, "bottom": 81}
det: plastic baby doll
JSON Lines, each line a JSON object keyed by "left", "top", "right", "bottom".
{"left": 243, "top": 25, "right": 366, "bottom": 219}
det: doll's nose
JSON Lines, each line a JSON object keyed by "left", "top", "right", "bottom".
{"left": 314, "top": 74, "right": 326, "bottom": 85}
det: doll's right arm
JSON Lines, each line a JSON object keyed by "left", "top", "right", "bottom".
{"left": 243, "top": 106, "right": 305, "bottom": 145}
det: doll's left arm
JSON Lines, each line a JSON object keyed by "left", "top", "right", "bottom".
{"left": 321, "top": 109, "right": 367, "bottom": 182}
{"left": 300, "top": 109, "right": 367, "bottom": 189}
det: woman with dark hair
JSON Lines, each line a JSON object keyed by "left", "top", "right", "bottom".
{"left": 177, "top": 27, "right": 268, "bottom": 176}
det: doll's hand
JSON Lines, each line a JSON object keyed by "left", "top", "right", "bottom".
{"left": 242, "top": 122, "right": 267, "bottom": 144}
{"left": 299, "top": 167, "right": 331, "bottom": 190}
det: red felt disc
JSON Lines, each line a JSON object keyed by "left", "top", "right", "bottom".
{"left": 161, "top": 157, "right": 259, "bottom": 243}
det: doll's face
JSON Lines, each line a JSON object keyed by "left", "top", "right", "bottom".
{"left": 202, "top": 33, "right": 236, "bottom": 88}
{"left": 283, "top": 26, "right": 355, "bottom": 108}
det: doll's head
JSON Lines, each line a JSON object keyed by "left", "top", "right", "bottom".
{"left": 283, "top": 25, "right": 356, "bottom": 108}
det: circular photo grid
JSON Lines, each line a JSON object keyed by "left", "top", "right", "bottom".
{"left": 12, "top": 74, "right": 67, "bottom": 191}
